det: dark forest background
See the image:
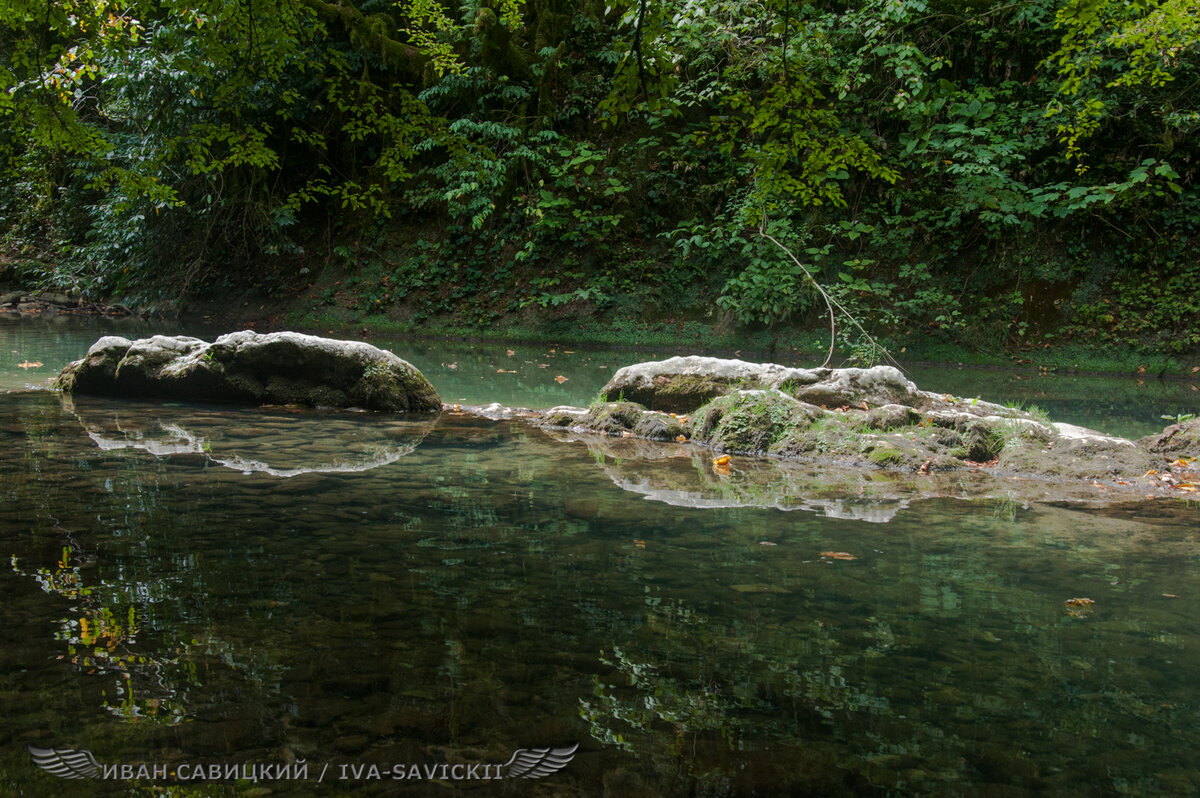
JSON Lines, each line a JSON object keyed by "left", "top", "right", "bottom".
{"left": 2, "top": 0, "right": 1197, "bottom": 358}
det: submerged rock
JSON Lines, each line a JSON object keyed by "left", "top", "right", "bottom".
{"left": 56, "top": 330, "right": 440, "bottom": 411}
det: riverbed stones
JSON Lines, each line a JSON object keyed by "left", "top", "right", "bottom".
{"left": 56, "top": 330, "right": 440, "bottom": 411}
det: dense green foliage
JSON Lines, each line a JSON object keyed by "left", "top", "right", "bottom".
{"left": 1, "top": 0, "right": 1197, "bottom": 355}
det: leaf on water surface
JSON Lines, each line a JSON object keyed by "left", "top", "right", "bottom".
{"left": 675, "top": 435, "right": 687, "bottom": 443}
{"left": 820, "top": 551, "right": 857, "bottom": 561}
{"left": 17, "top": 361, "right": 42, "bottom": 368}
{"left": 1065, "top": 597, "right": 1095, "bottom": 617}
{"left": 497, "top": 369, "right": 516, "bottom": 373}
{"left": 506, "top": 349, "right": 515, "bottom": 356}
{"left": 633, "top": 539, "right": 646, "bottom": 548}
{"left": 555, "top": 375, "right": 568, "bottom": 383}
{"left": 1163, "top": 593, "right": 1182, "bottom": 599}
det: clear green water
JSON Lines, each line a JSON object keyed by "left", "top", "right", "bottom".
{"left": 2, "top": 319, "right": 1200, "bottom": 796}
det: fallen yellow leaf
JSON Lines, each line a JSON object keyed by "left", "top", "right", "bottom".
{"left": 555, "top": 375, "right": 568, "bottom": 383}
{"left": 820, "top": 551, "right": 857, "bottom": 561}
{"left": 713, "top": 455, "right": 731, "bottom": 466}
{"left": 506, "top": 349, "right": 515, "bottom": 356}
{"left": 675, "top": 435, "right": 687, "bottom": 443}
{"left": 17, "top": 361, "right": 42, "bottom": 368}
{"left": 497, "top": 368, "right": 516, "bottom": 373}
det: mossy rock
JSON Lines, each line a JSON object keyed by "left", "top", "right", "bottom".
{"left": 691, "top": 391, "right": 821, "bottom": 454}
{"left": 602, "top": 373, "right": 735, "bottom": 413}
{"left": 633, "top": 413, "right": 686, "bottom": 441}
{"left": 57, "top": 331, "right": 440, "bottom": 412}
{"left": 1139, "top": 419, "right": 1200, "bottom": 459}
{"left": 580, "top": 401, "right": 647, "bottom": 435}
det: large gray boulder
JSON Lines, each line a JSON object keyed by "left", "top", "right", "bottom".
{"left": 600, "top": 356, "right": 922, "bottom": 412}
{"left": 56, "top": 330, "right": 440, "bottom": 411}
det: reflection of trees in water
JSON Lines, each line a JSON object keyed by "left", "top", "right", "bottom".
{"left": 578, "top": 544, "right": 1200, "bottom": 797}
{"left": 15, "top": 543, "right": 199, "bottom": 725}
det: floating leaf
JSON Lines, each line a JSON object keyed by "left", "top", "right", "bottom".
{"left": 506, "top": 349, "right": 515, "bottom": 356}
{"left": 633, "top": 539, "right": 646, "bottom": 549}
{"left": 758, "top": 541, "right": 778, "bottom": 547}
{"left": 621, "top": 431, "right": 634, "bottom": 438}
{"left": 17, "top": 361, "right": 42, "bottom": 368}
{"left": 1163, "top": 593, "right": 1182, "bottom": 599}
{"left": 675, "top": 435, "right": 687, "bottom": 443}
{"left": 820, "top": 551, "right": 857, "bottom": 561}
{"left": 555, "top": 375, "right": 568, "bottom": 383}
{"left": 497, "top": 368, "right": 516, "bottom": 374}
{"left": 1065, "top": 597, "right": 1095, "bottom": 617}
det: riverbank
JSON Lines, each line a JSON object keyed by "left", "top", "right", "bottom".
{"left": 6, "top": 277, "right": 1198, "bottom": 381}
{"left": 156, "top": 282, "right": 1196, "bottom": 380}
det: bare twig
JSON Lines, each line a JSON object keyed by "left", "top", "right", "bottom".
{"left": 757, "top": 222, "right": 901, "bottom": 370}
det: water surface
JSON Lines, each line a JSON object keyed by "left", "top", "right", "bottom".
{"left": 2, "top": 376, "right": 1200, "bottom": 795}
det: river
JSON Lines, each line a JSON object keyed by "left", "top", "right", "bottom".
{"left": 2, "top": 315, "right": 1199, "bottom": 796}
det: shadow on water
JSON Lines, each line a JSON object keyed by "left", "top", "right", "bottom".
{"left": 2, "top": 390, "right": 1200, "bottom": 796}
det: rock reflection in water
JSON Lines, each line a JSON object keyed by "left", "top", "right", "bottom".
{"left": 538, "top": 426, "right": 1148, "bottom": 523}
{"left": 62, "top": 394, "right": 434, "bottom": 476}
{"left": 5, "top": 394, "right": 1200, "bottom": 797}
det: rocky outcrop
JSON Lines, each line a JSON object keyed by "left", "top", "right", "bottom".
{"left": 601, "top": 356, "right": 924, "bottom": 412}
{"left": 56, "top": 331, "right": 440, "bottom": 411}
{"left": 538, "top": 357, "right": 1199, "bottom": 498}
